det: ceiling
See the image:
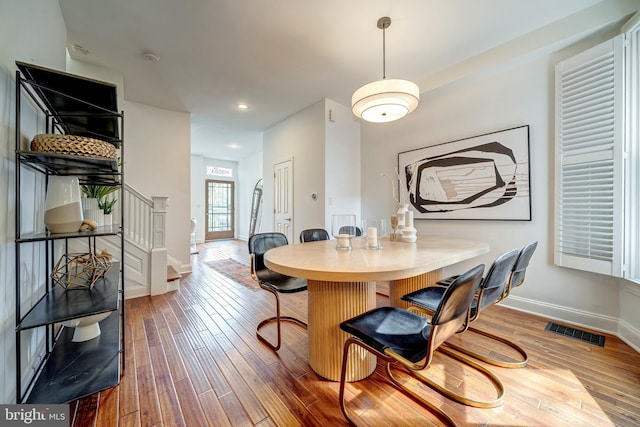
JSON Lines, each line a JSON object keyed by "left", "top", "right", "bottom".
{"left": 58, "top": 0, "right": 608, "bottom": 161}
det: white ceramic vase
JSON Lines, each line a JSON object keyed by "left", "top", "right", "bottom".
{"left": 395, "top": 203, "right": 409, "bottom": 239}
{"left": 44, "top": 176, "right": 83, "bottom": 233}
{"left": 82, "top": 197, "right": 100, "bottom": 223}
{"left": 401, "top": 210, "right": 417, "bottom": 242}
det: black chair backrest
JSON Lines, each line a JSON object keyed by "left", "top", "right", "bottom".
{"left": 248, "top": 232, "right": 288, "bottom": 272}
{"left": 476, "top": 249, "right": 519, "bottom": 313}
{"left": 338, "top": 226, "right": 362, "bottom": 236}
{"left": 510, "top": 241, "right": 538, "bottom": 289}
{"left": 300, "top": 228, "right": 330, "bottom": 243}
{"left": 429, "top": 264, "right": 485, "bottom": 351}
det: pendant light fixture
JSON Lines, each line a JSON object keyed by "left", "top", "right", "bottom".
{"left": 352, "top": 17, "right": 419, "bottom": 123}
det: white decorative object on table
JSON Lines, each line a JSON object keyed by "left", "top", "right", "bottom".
{"left": 331, "top": 214, "right": 357, "bottom": 250}
{"left": 382, "top": 167, "right": 414, "bottom": 241}
{"left": 401, "top": 210, "right": 417, "bottom": 242}
{"left": 363, "top": 218, "right": 385, "bottom": 249}
{"left": 396, "top": 203, "right": 408, "bottom": 234}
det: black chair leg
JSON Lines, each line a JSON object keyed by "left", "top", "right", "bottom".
{"left": 256, "top": 288, "right": 307, "bottom": 351}
{"left": 339, "top": 337, "right": 457, "bottom": 427}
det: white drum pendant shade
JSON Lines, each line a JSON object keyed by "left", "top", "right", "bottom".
{"left": 351, "top": 17, "right": 420, "bottom": 124}
{"left": 352, "top": 78, "right": 420, "bottom": 123}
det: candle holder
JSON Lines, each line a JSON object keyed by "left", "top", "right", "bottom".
{"left": 362, "top": 218, "right": 385, "bottom": 250}
{"left": 331, "top": 214, "right": 357, "bottom": 250}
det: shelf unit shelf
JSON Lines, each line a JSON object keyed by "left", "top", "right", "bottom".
{"left": 17, "top": 262, "right": 120, "bottom": 331}
{"left": 16, "top": 226, "right": 120, "bottom": 244}
{"left": 14, "top": 61, "right": 125, "bottom": 404}
{"left": 25, "top": 311, "right": 121, "bottom": 404}
{"left": 17, "top": 151, "right": 120, "bottom": 185}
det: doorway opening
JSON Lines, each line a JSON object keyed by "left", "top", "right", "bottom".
{"left": 205, "top": 179, "right": 234, "bottom": 240}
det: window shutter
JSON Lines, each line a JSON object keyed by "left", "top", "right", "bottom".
{"left": 554, "top": 35, "right": 624, "bottom": 277}
{"left": 624, "top": 15, "right": 640, "bottom": 283}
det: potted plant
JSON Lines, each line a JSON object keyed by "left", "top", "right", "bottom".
{"left": 99, "top": 197, "right": 117, "bottom": 226}
{"left": 81, "top": 184, "right": 118, "bottom": 226}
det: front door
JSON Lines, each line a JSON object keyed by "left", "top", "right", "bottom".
{"left": 205, "top": 179, "right": 234, "bottom": 240}
{"left": 274, "top": 159, "right": 293, "bottom": 243}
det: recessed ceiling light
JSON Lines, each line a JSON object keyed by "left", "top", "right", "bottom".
{"left": 237, "top": 103, "right": 249, "bottom": 110}
{"left": 228, "top": 143, "right": 240, "bottom": 149}
{"left": 143, "top": 52, "right": 160, "bottom": 63}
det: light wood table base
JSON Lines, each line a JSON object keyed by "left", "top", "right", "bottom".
{"left": 389, "top": 269, "right": 442, "bottom": 309}
{"left": 307, "top": 279, "right": 377, "bottom": 382}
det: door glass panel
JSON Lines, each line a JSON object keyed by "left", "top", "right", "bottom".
{"left": 205, "top": 180, "right": 234, "bottom": 240}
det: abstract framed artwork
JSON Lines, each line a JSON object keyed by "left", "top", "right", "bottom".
{"left": 398, "top": 125, "right": 531, "bottom": 220}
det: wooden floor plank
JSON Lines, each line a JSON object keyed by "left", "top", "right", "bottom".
{"left": 197, "top": 389, "right": 234, "bottom": 427}
{"left": 96, "top": 387, "right": 119, "bottom": 427}
{"left": 67, "top": 239, "right": 640, "bottom": 427}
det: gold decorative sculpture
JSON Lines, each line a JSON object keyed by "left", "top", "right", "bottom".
{"left": 51, "top": 248, "right": 112, "bottom": 289}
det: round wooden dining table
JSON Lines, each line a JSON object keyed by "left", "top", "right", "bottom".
{"left": 264, "top": 235, "right": 490, "bottom": 382}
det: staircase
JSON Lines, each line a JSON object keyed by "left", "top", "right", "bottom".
{"left": 167, "top": 265, "right": 182, "bottom": 283}
{"left": 73, "top": 184, "right": 176, "bottom": 298}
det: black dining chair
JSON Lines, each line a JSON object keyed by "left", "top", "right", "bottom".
{"left": 338, "top": 264, "right": 505, "bottom": 426}
{"left": 338, "top": 225, "right": 362, "bottom": 236}
{"left": 299, "top": 228, "right": 330, "bottom": 243}
{"left": 502, "top": 241, "right": 538, "bottom": 300}
{"left": 402, "top": 248, "right": 526, "bottom": 368}
{"left": 248, "top": 232, "right": 308, "bottom": 352}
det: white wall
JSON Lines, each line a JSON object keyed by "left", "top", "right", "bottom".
{"left": 190, "top": 156, "right": 239, "bottom": 242}
{"left": 324, "top": 99, "right": 361, "bottom": 229}
{"left": 0, "top": 0, "right": 67, "bottom": 404}
{"left": 360, "top": 32, "right": 639, "bottom": 347}
{"left": 263, "top": 100, "right": 326, "bottom": 240}
{"left": 237, "top": 151, "right": 264, "bottom": 240}
{"left": 124, "top": 101, "right": 191, "bottom": 272}
{"left": 190, "top": 155, "right": 205, "bottom": 242}
{"left": 67, "top": 56, "right": 192, "bottom": 274}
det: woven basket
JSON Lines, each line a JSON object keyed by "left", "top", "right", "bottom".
{"left": 31, "top": 134, "right": 116, "bottom": 159}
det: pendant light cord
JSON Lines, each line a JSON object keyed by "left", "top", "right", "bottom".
{"left": 382, "top": 24, "right": 386, "bottom": 79}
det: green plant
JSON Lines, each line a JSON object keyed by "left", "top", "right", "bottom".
{"left": 99, "top": 198, "right": 117, "bottom": 214}
{"left": 81, "top": 184, "right": 118, "bottom": 200}
{"left": 81, "top": 185, "right": 118, "bottom": 214}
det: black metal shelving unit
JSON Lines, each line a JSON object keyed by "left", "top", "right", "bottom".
{"left": 14, "top": 61, "right": 125, "bottom": 404}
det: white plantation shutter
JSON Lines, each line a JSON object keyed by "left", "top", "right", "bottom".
{"left": 624, "top": 15, "right": 640, "bottom": 283}
{"left": 554, "top": 35, "right": 624, "bottom": 277}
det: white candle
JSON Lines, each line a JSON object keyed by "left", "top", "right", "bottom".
{"left": 367, "top": 227, "right": 378, "bottom": 247}
{"left": 337, "top": 233, "right": 351, "bottom": 248}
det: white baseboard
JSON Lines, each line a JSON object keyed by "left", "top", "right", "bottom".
{"left": 502, "top": 295, "right": 640, "bottom": 352}
{"left": 618, "top": 320, "right": 640, "bottom": 353}
{"left": 167, "top": 254, "right": 192, "bottom": 275}
{"left": 125, "top": 286, "right": 148, "bottom": 299}
{"left": 502, "top": 296, "right": 619, "bottom": 334}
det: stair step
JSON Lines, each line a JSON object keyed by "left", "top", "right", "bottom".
{"left": 167, "top": 265, "right": 181, "bottom": 282}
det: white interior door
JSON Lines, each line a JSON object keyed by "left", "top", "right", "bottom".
{"left": 274, "top": 159, "right": 294, "bottom": 243}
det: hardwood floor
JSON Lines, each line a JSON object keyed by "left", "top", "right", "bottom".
{"left": 70, "top": 239, "right": 640, "bottom": 426}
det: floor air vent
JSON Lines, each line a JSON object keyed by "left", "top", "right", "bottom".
{"left": 545, "top": 322, "right": 605, "bottom": 347}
